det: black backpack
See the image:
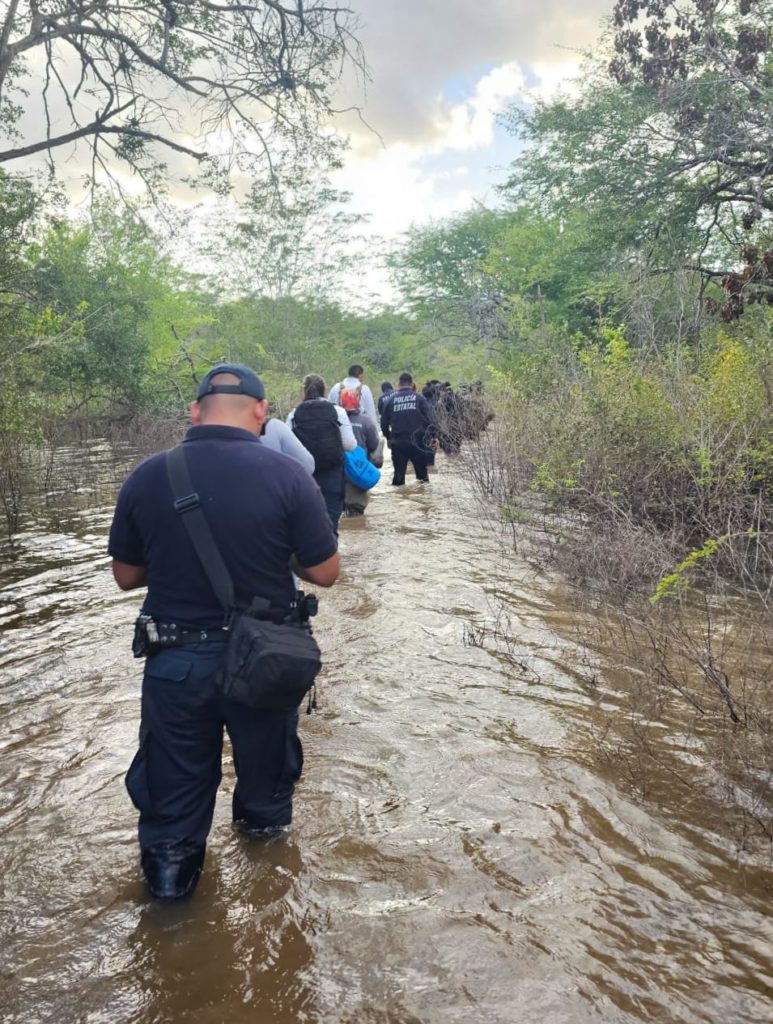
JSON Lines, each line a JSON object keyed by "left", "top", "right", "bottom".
{"left": 292, "top": 400, "right": 344, "bottom": 472}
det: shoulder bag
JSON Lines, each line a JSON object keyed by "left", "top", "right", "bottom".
{"left": 166, "top": 445, "right": 322, "bottom": 712}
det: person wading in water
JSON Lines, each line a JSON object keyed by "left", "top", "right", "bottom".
{"left": 109, "top": 365, "right": 340, "bottom": 900}
{"left": 340, "top": 385, "right": 381, "bottom": 516}
{"left": 287, "top": 373, "right": 356, "bottom": 534}
{"left": 380, "top": 372, "right": 436, "bottom": 486}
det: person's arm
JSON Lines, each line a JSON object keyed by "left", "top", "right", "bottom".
{"left": 288, "top": 473, "right": 339, "bottom": 585}
{"left": 108, "top": 470, "right": 148, "bottom": 591}
{"left": 380, "top": 396, "right": 392, "bottom": 439}
{"left": 112, "top": 561, "right": 147, "bottom": 590}
{"left": 361, "top": 385, "right": 377, "bottom": 423}
{"left": 419, "top": 394, "right": 437, "bottom": 435}
{"left": 291, "top": 551, "right": 340, "bottom": 587}
{"left": 336, "top": 408, "right": 357, "bottom": 451}
{"left": 364, "top": 419, "right": 379, "bottom": 456}
{"left": 271, "top": 420, "right": 315, "bottom": 473}
{"left": 328, "top": 383, "right": 341, "bottom": 406}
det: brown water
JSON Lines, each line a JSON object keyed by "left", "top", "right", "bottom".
{"left": 1, "top": 442, "right": 772, "bottom": 1024}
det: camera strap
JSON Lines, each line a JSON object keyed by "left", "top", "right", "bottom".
{"left": 166, "top": 444, "right": 235, "bottom": 618}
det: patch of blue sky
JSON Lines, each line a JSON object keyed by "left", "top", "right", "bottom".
{"left": 440, "top": 64, "right": 500, "bottom": 102}
{"left": 522, "top": 65, "right": 542, "bottom": 90}
{"left": 414, "top": 121, "right": 524, "bottom": 209}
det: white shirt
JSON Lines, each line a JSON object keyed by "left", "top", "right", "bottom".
{"left": 328, "top": 377, "right": 378, "bottom": 424}
{"left": 286, "top": 399, "right": 357, "bottom": 452}
{"left": 259, "top": 418, "right": 315, "bottom": 474}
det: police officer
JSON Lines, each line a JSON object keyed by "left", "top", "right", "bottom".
{"left": 377, "top": 381, "right": 394, "bottom": 417}
{"left": 380, "top": 371, "right": 436, "bottom": 486}
{"left": 108, "top": 365, "right": 340, "bottom": 900}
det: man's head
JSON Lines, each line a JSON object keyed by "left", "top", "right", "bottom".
{"left": 191, "top": 364, "right": 267, "bottom": 434}
{"left": 348, "top": 364, "right": 364, "bottom": 381}
{"left": 381, "top": 380, "right": 393, "bottom": 393}
{"left": 398, "top": 372, "right": 413, "bottom": 388}
{"left": 303, "top": 373, "right": 327, "bottom": 400}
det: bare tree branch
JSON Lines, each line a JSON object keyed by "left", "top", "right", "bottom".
{"left": 0, "top": 0, "right": 365, "bottom": 198}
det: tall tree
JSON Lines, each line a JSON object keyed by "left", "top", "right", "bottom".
{"left": 501, "top": 0, "right": 773, "bottom": 319}
{"left": 0, "top": 0, "right": 363, "bottom": 195}
{"left": 31, "top": 204, "right": 170, "bottom": 405}
{"left": 391, "top": 208, "right": 508, "bottom": 346}
{"left": 206, "top": 161, "right": 365, "bottom": 302}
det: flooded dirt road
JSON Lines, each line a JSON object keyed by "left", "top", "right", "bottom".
{"left": 1, "top": 442, "right": 772, "bottom": 1023}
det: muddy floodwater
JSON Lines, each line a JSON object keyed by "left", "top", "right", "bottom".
{"left": 1, "top": 441, "right": 772, "bottom": 1024}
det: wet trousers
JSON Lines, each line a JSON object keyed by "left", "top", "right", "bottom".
{"left": 313, "top": 465, "right": 345, "bottom": 534}
{"left": 344, "top": 478, "right": 370, "bottom": 513}
{"left": 126, "top": 644, "right": 303, "bottom": 851}
{"left": 390, "top": 440, "right": 429, "bottom": 485}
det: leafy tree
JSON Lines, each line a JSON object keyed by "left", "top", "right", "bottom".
{"left": 502, "top": 1, "right": 773, "bottom": 319}
{"left": 0, "top": 0, "right": 362, "bottom": 196}
{"left": 142, "top": 285, "right": 217, "bottom": 409}
{"left": 391, "top": 208, "right": 511, "bottom": 348}
{"left": 393, "top": 206, "right": 615, "bottom": 371}
{"left": 31, "top": 204, "right": 170, "bottom": 407}
{"left": 205, "top": 160, "right": 366, "bottom": 303}
{"left": 609, "top": 0, "right": 773, "bottom": 317}
{"left": 394, "top": 208, "right": 503, "bottom": 307}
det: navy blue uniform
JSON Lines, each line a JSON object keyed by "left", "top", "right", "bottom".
{"left": 377, "top": 390, "right": 394, "bottom": 416}
{"left": 380, "top": 387, "right": 434, "bottom": 485}
{"left": 109, "top": 425, "right": 337, "bottom": 854}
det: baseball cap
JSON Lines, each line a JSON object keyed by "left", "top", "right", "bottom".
{"left": 196, "top": 364, "right": 266, "bottom": 401}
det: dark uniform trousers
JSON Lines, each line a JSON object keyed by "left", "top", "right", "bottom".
{"left": 126, "top": 644, "right": 303, "bottom": 850}
{"left": 313, "top": 464, "right": 345, "bottom": 534}
{"left": 390, "top": 439, "right": 430, "bottom": 486}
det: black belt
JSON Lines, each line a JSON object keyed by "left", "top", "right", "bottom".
{"left": 156, "top": 623, "right": 229, "bottom": 646}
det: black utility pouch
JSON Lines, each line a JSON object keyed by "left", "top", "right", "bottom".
{"left": 218, "top": 614, "right": 321, "bottom": 711}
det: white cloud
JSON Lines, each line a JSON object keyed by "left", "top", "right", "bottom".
{"left": 334, "top": 0, "right": 611, "bottom": 148}
{"left": 334, "top": 141, "right": 474, "bottom": 238}
{"left": 432, "top": 62, "right": 526, "bottom": 152}
{"left": 334, "top": 56, "right": 572, "bottom": 241}
{"left": 330, "top": 50, "right": 587, "bottom": 303}
{"left": 527, "top": 59, "right": 584, "bottom": 103}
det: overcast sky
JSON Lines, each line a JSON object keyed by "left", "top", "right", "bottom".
{"left": 8, "top": 0, "right": 614, "bottom": 300}
{"left": 333, "top": 2, "right": 611, "bottom": 217}
{"left": 322, "top": 0, "right": 612, "bottom": 299}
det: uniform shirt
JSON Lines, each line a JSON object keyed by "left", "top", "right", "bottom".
{"left": 377, "top": 390, "right": 394, "bottom": 416}
{"left": 108, "top": 425, "right": 337, "bottom": 626}
{"left": 259, "top": 417, "right": 315, "bottom": 473}
{"left": 286, "top": 400, "right": 357, "bottom": 451}
{"left": 380, "top": 387, "right": 434, "bottom": 443}
{"left": 328, "top": 378, "right": 378, "bottom": 424}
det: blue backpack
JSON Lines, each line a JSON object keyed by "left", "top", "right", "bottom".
{"left": 343, "top": 446, "right": 381, "bottom": 490}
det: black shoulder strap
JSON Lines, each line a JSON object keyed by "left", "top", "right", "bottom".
{"left": 166, "top": 445, "right": 235, "bottom": 614}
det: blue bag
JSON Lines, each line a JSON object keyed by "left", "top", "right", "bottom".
{"left": 343, "top": 446, "right": 381, "bottom": 490}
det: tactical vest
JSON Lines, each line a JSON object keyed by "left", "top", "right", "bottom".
{"left": 292, "top": 401, "right": 344, "bottom": 472}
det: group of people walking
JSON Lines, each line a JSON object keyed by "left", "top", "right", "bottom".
{"left": 108, "top": 360, "right": 490, "bottom": 901}
{"left": 267, "top": 363, "right": 454, "bottom": 534}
